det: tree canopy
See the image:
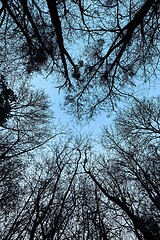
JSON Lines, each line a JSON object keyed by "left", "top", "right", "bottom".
{"left": 0, "top": 0, "right": 159, "bottom": 119}
{"left": 0, "top": 1, "right": 160, "bottom": 239}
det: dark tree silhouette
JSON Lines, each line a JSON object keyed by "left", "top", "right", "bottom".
{"left": 0, "top": 78, "right": 54, "bottom": 218}
{"left": 0, "top": 75, "right": 16, "bottom": 125}
{"left": 1, "top": 136, "right": 89, "bottom": 240}
{"left": 84, "top": 97, "right": 160, "bottom": 240}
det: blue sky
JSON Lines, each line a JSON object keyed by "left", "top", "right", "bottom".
{"left": 32, "top": 74, "right": 114, "bottom": 138}
{"left": 32, "top": 72, "right": 160, "bottom": 139}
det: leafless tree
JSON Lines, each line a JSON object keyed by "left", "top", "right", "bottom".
{"left": 0, "top": 77, "right": 54, "bottom": 217}
{"left": 84, "top": 97, "right": 160, "bottom": 239}
{"left": 1, "top": 136, "right": 89, "bottom": 240}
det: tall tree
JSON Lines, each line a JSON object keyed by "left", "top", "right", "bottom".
{"left": 84, "top": 97, "right": 160, "bottom": 239}
{"left": 1, "top": 136, "right": 89, "bottom": 240}
{"left": 0, "top": 76, "right": 54, "bottom": 217}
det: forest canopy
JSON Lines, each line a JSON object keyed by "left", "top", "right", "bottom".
{"left": 0, "top": 1, "right": 160, "bottom": 239}
{"left": 0, "top": 0, "right": 159, "bottom": 119}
